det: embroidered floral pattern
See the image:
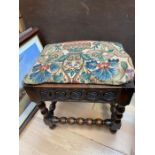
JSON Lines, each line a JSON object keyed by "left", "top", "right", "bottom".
{"left": 29, "top": 64, "right": 51, "bottom": 83}
{"left": 24, "top": 41, "right": 134, "bottom": 85}
{"left": 92, "top": 61, "right": 118, "bottom": 81}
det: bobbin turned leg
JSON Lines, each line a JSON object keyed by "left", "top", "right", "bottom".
{"left": 37, "top": 101, "right": 57, "bottom": 129}
{"left": 48, "top": 101, "right": 57, "bottom": 129}
{"left": 110, "top": 104, "right": 125, "bottom": 133}
{"left": 110, "top": 102, "right": 117, "bottom": 120}
{"left": 109, "top": 88, "right": 134, "bottom": 133}
{"left": 37, "top": 101, "right": 49, "bottom": 125}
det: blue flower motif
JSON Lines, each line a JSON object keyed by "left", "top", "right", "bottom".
{"left": 30, "top": 64, "right": 51, "bottom": 83}
{"left": 108, "top": 59, "right": 119, "bottom": 66}
{"left": 92, "top": 67, "right": 117, "bottom": 81}
{"left": 30, "top": 70, "right": 51, "bottom": 83}
{"left": 86, "top": 61, "right": 97, "bottom": 69}
{"left": 50, "top": 63, "right": 60, "bottom": 71}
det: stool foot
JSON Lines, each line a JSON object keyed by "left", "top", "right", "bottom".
{"left": 49, "top": 123, "right": 56, "bottom": 129}
{"left": 43, "top": 117, "right": 57, "bottom": 129}
{"left": 37, "top": 101, "right": 57, "bottom": 129}
{"left": 110, "top": 129, "right": 117, "bottom": 134}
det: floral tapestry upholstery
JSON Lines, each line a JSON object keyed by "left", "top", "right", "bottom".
{"left": 24, "top": 41, "right": 134, "bottom": 85}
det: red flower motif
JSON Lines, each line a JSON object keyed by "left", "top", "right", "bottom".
{"left": 97, "top": 62, "right": 110, "bottom": 68}
{"left": 39, "top": 65, "right": 49, "bottom": 71}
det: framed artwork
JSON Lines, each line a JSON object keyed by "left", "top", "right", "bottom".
{"left": 19, "top": 27, "right": 43, "bottom": 133}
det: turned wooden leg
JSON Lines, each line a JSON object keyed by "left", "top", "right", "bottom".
{"left": 37, "top": 101, "right": 49, "bottom": 119}
{"left": 37, "top": 101, "right": 49, "bottom": 125}
{"left": 109, "top": 88, "right": 134, "bottom": 133}
{"left": 49, "top": 101, "right": 57, "bottom": 116}
{"left": 110, "top": 104, "right": 125, "bottom": 133}
{"left": 37, "top": 101, "right": 57, "bottom": 129}
{"left": 110, "top": 102, "right": 117, "bottom": 120}
{"left": 110, "top": 102, "right": 118, "bottom": 133}
{"left": 48, "top": 101, "right": 57, "bottom": 129}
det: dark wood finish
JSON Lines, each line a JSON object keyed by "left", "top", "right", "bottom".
{"left": 110, "top": 102, "right": 117, "bottom": 120}
{"left": 38, "top": 114, "right": 113, "bottom": 127}
{"left": 49, "top": 101, "right": 57, "bottom": 116}
{"left": 25, "top": 82, "right": 134, "bottom": 89}
{"left": 37, "top": 101, "right": 49, "bottom": 118}
{"left": 24, "top": 81, "right": 134, "bottom": 133}
{"left": 48, "top": 101, "right": 57, "bottom": 129}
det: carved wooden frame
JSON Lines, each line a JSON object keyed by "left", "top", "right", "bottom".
{"left": 24, "top": 81, "right": 134, "bottom": 133}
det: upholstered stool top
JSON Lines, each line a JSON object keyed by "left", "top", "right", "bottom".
{"left": 24, "top": 41, "right": 134, "bottom": 85}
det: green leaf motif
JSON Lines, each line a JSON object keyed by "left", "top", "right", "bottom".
{"left": 81, "top": 54, "right": 92, "bottom": 60}
{"left": 56, "top": 55, "right": 68, "bottom": 62}
{"left": 53, "top": 73, "right": 63, "bottom": 81}
{"left": 108, "top": 49, "right": 114, "bottom": 53}
{"left": 81, "top": 72, "right": 91, "bottom": 80}
{"left": 65, "top": 69, "right": 71, "bottom": 73}
{"left": 96, "top": 53, "right": 105, "bottom": 61}
{"left": 121, "top": 61, "right": 128, "bottom": 71}
{"left": 32, "top": 64, "right": 41, "bottom": 72}
{"left": 125, "top": 75, "right": 128, "bottom": 81}
{"left": 69, "top": 47, "right": 83, "bottom": 52}
{"left": 75, "top": 69, "right": 80, "bottom": 73}
{"left": 65, "top": 69, "right": 80, "bottom": 76}
{"left": 70, "top": 70, "right": 75, "bottom": 77}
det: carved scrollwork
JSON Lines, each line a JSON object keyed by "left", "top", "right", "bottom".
{"left": 55, "top": 91, "right": 66, "bottom": 99}
{"left": 87, "top": 92, "right": 98, "bottom": 101}
{"left": 40, "top": 90, "right": 49, "bottom": 99}
{"left": 102, "top": 91, "right": 117, "bottom": 101}
{"left": 40, "top": 89, "right": 118, "bottom": 102}
{"left": 70, "top": 90, "right": 82, "bottom": 99}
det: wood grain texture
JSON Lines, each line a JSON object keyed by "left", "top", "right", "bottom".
{"left": 19, "top": 94, "right": 134, "bottom": 155}
{"left": 24, "top": 81, "right": 135, "bottom": 89}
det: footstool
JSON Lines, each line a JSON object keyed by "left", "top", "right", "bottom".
{"left": 24, "top": 41, "right": 135, "bottom": 133}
